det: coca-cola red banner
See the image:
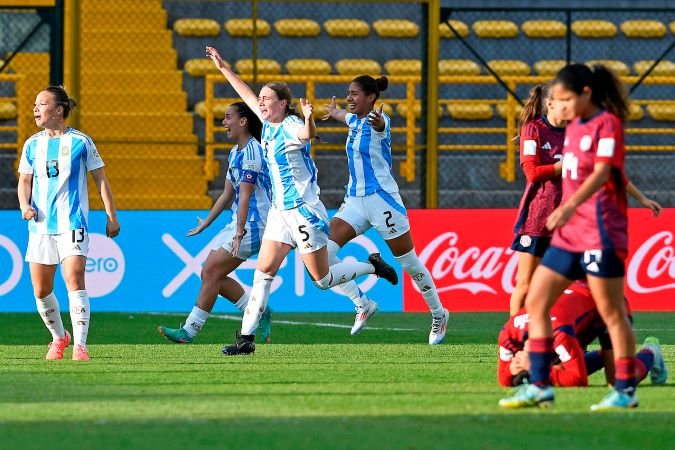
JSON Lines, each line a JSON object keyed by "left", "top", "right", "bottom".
{"left": 405, "top": 209, "right": 675, "bottom": 312}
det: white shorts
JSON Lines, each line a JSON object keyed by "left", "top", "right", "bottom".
{"left": 211, "top": 220, "right": 264, "bottom": 260}
{"left": 334, "top": 191, "right": 410, "bottom": 240}
{"left": 262, "top": 202, "right": 329, "bottom": 254}
{"left": 25, "top": 229, "right": 89, "bottom": 265}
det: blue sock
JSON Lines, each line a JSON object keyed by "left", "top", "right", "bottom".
{"left": 584, "top": 350, "right": 605, "bottom": 376}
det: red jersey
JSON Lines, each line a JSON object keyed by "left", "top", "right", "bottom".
{"left": 552, "top": 111, "right": 628, "bottom": 252}
{"left": 513, "top": 116, "right": 565, "bottom": 236}
{"left": 497, "top": 283, "right": 607, "bottom": 387}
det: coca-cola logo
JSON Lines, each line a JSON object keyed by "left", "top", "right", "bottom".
{"left": 418, "top": 232, "right": 518, "bottom": 295}
{"left": 627, "top": 231, "right": 675, "bottom": 294}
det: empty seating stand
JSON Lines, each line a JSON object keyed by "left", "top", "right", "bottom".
{"left": 585, "top": 59, "right": 630, "bottom": 76}
{"left": 521, "top": 20, "right": 566, "bottom": 38}
{"left": 439, "top": 20, "right": 469, "bottom": 38}
{"left": 173, "top": 18, "right": 220, "bottom": 37}
{"left": 323, "top": 19, "right": 370, "bottom": 37}
{"left": 372, "top": 19, "right": 419, "bottom": 38}
{"left": 285, "top": 59, "right": 332, "bottom": 75}
{"left": 487, "top": 60, "right": 530, "bottom": 76}
{"left": 633, "top": 60, "right": 675, "bottom": 76}
{"left": 447, "top": 104, "right": 493, "bottom": 120}
{"left": 184, "top": 58, "right": 227, "bottom": 77}
{"left": 385, "top": 59, "right": 421, "bottom": 76}
{"left": 620, "top": 20, "right": 666, "bottom": 38}
{"left": 571, "top": 20, "right": 617, "bottom": 38}
{"left": 438, "top": 60, "right": 481, "bottom": 76}
{"left": 335, "top": 59, "right": 382, "bottom": 75}
{"left": 533, "top": 60, "right": 567, "bottom": 76}
{"left": 234, "top": 59, "right": 282, "bottom": 75}
{"left": 472, "top": 20, "right": 519, "bottom": 38}
{"left": 224, "top": 18, "right": 271, "bottom": 37}
{"left": 274, "top": 19, "right": 321, "bottom": 37}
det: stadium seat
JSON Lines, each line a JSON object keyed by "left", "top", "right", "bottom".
{"left": 194, "top": 101, "right": 229, "bottom": 119}
{"left": 487, "top": 60, "right": 530, "bottom": 76}
{"left": 286, "top": 59, "right": 332, "bottom": 75}
{"left": 620, "top": 20, "right": 666, "bottom": 38}
{"left": 395, "top": 101, "right": 443, "bottom": 119}
{"left": 571, "top": 20, "right": 617, "bottom": 38}
{"left": 323, "top": 19, "right": 370, "bottom": 37}
{"left": 439, "top": 20, "right": 469, "bottom": 38}
{"left": 472, "top": 20, "right": 519, "bottom": 38}
{"left": 521, "top": 20, "right": 566, "bottom": 38}
{"left": 670, "top": 21, "right": 675, "bottom": 34}
{"left": 0, "top": 101, "right": 17, "bottom": 120}
{"left": 173, "top": 18, "right": 220, "bottom": 37}
{"left": 447, "top": 104, "right": 493, "bottom": 120}
{"left": 372, "top": 19, "right": 419, "bottom": 38}
{"left": 234, "top": 59, "right": 281, "bottom": 74}
{"left": 438, "top": 59, "right": 481, "bottom": 76}
{"left": 385, "top": 59, "right": 421, "bottom": 75}
{"left": 184, "top": 58, "right": 228, "bottom": 77}
{"left": 628, "top": 104, "right": 644, "bottom": 121}
{"left": 585, "top": 59, "right": 629, "bottom": 76}
{"left": 274, "top": 19, "right": 321, "bottom": 37}
{"left": 647, "top": 103, "right": 675, "bottom": 121}
{"left": 496, "top": 103, "right": 524, "bottom": 120}
{"left": 533, "top": 59, "right": 567, "bottom": 75}
{"left": 224, "top": 18, "right": 271, "bottom": 37}
{"left": 335, "top": 59, "right": 382, "bottom": 75}
{"left": 633, "top": 60, "right": 675, "bottom": 76}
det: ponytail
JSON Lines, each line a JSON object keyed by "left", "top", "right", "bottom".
{"left": 231, "top": 101, "right": 262, "bottom": 142}
{"left": 45, "top": 85, "right": 77, "bottom": 119}
{"left": 518, "top": 84, "right": 549, "bottom": 130}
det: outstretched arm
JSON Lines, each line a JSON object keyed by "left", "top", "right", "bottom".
{"left": 205, "top": 46, "right": 261, "bottom": 119}
{"left": 322, "top": 96, "right": 348, "bottom": 124}
{"left": 187, "top": 180, "right": 235, "bottom": 236}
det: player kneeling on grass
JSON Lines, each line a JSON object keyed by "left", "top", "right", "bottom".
{"left": 498, "top": 282, "right": 668, "bottom": 388}
{"left": 158, "top": 102, "right": 273, "bottom": 344}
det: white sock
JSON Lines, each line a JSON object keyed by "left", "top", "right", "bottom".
{"left": 35, "top": 292, "right": 66, "bottom": 341}
{"left": 314, "top": 260, "right": 375, "bottom": 290}
{"left": 183, "top": 306, "right": 210, "bottom": 338}
{"left": 327, "top": 240, "right": 368, "bottom": 307}
{"left": 234, "top": 292, "right": 248, "bottom": 312}
{"left": 68, "top": 290, "right": 90, "bottom": 347}
{"left": 395, "top": 249, "right": 444, "bottom": 316}
{"left": 241, "top": 270, "right": 273, "bottom": 335}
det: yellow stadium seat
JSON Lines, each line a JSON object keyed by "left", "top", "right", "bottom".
{"left": 224, "top": 18, "right": 271, "bottom": 37}
{"left": 234, "top": 59, "right": 281, "bottom": 74}
{"left": 335, "top": 59, "right": 382, "bottom": 75}
{"left": 274, "top": 19, "right": 321, "bottom": 37}
{"left": 173, "top": 18, "right": 220, "bottom": 37}
{"left": 184, "top": 58, "right": 228, "bottom": 77}
{"left": 439, "top": 20, "right": 469, "bottom": 38}
{"left": 372, "top": 19, "right": 419, "bottom": 38}
{"left": 647, "top": 103, "right": 675, "bottom": 121}
{"left": 571, "top": 20, "right": 617, "bottom": 38}
{"left": 384, "top": 59, "right": 421, "bottom": 75}
{"left": 323, "top": 19, "right": 370, "bottom": 37}
{"left": 487, "top": 60, "right": 530, "bottom": 76}
{"left": 286, "top": 59, "right": 332, "bottom": 75}
{"left": 533, "top": 59, "right": 567, "bottom": 75}
{"left": 438, "top": 59, "right": 481, "bottom": 76}
{"left": 633, "top": 60, "right": 675, "bottom": 76}
{"left": 496, "top": 103, "right": 524, "bottom": 120}
{"left": 585, "top": 60, "right": 629, "bottom": 76}
{"left": 395, "top": 102, "right": 443, "bottom": 119}
{"left": 194, "top": 101, "right": 229, "bottom": 119}
{"left": 628, "top": 104, "right": 644, "bottom": 121}
{"left": 671, "top": 22, "right": 675, "bottom": 34}
{"left": 521, "top": 20, "right": 566, "bottom": 38}
{"left": 447, "top": 104, "right": 493, "bottom": 120}
{"left": 0, "top": 101, "right": 17, "bottom": 120}
{"left": 472, "top": 20, "right": 519, "bottom": 38}
{"left": 620, "top": 20, "right": 666, "bottom": 38}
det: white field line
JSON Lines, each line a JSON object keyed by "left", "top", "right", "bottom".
{"left": 147, "top": 312, "right": 420, "bottom": 332}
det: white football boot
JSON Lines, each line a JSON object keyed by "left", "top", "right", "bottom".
{"left": 429, "top": 308, "right": 450, "bottom": 345}
{"left": 350, "top": 299, "right": 378, "bottom": 335}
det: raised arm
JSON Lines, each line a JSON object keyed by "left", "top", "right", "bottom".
{"left": 298, "top": 98, "right": 317, "bottom": 140}
{"left": 322, "top": 96, "right": 348, "bottom": 124}
{"left": 205, "top": 46, "right": 261, "bottom": 119}
{"left": 89, "top": 167, "right": 120, "bottom": 238}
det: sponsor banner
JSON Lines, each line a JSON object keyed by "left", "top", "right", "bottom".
{"left": 0, "top": 210, "right": 401, "bottom": 313}
{"left": 405, "top": 209, "right": 675, "bottom": 312}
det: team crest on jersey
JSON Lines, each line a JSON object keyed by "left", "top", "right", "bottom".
{"left": 60, "top": 145, "right": 70, "bottom": 156}
{"left": 519, "top": 235, "right": 532, "bottom": 247}
{"left": 579, "top": 135, "right": 592, "bottom": 152}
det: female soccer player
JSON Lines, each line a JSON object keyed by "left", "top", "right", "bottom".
{"left": 205, "top": 47, "right": 398, "bottom": 355}
{"left": 158, "top": 102, "right": 273, "bottom": 343}
{"left": 18, "top": 86, "right": 120, "bottom": 361}
{"left": 322, "top": 75, "right": 449, "bottom": 344}
{"left": 499, "top": 64, "right": 644, "bottom": 410}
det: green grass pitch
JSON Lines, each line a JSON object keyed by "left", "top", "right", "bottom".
{"left": 1, "top": 311, "right": 673, "bottom": 450}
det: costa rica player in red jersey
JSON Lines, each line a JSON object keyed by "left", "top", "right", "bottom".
{"left": 498, "top": 282, "right": 668, "bottom": 388}
{"left": 499, "top": 64, "right": 655, "bottom": 411}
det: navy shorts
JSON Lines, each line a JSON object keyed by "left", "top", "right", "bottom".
{"left": 510, "top": 234, "right": 552, "bottom": 258}
{"left": 540, "top": 245, "right": 626, "bottom": 279}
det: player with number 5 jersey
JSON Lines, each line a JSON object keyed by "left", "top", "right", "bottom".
{"left": 17, "top": 86, "right": 120, "bottom": 362}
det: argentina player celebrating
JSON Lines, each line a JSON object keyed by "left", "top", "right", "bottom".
{"left": 323, "top": 75, "right": 449, "bottom": 344}
{"left": 205, "top": 47, "right": 398, "bottom": 355}
{"left": 18, "top": 86, "right": 120, "bottom": 361}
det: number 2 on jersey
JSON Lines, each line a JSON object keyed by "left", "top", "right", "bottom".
{"left": 383, "top": 211, "right": 395, "bottom": 228}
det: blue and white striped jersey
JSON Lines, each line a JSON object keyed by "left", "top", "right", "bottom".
{"left": 18, "top": 128, "right": 104, "bottom": 234}
{"left": 344, "top": 112, "right": 398, "bottom": 197}
{"left": 260, "top": 115, "right": 321, "bottom": 210}
{"left": 225, "top": 137, "right": 272, "bottom": 224}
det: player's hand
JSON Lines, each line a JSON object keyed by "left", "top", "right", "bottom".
{"left": 322, "top": 96, "right": 337, "bottom": 121}
{"left": 231, "top": 229, "right": 246, "bottom": 258}
{"left": 367, "top": 104, "right": 385, "bottom": 131}
{"left": 510, "top": 350, "right": 530, "bottom": 374}
{"left": 640, "top": 197, "right": 662, "bottom": 217}
{"left": 205, "top": 46, "right": 226, "bottom": 69}
{"left": 299, "top": 98, "right": 313, "bottom": 120}
{"left": 21, "top": 205, "right": 37, "bottom": 220}
{"left": 546, "top": 203, "right": 575, "bottom": 230}
{"left": 106, "top": 216, "right": 121, "bottom": 238}
{"left": 187, "top": 217, "right": 206, "bottom": 236}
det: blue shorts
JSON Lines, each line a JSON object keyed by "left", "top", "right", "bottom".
{"left": 540, "top": 245, "right": 626, "bottom": 279}
{"left": 510, "top": 234, "right": 552, "bottom": 258}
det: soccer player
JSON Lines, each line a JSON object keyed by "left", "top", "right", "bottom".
{"left": 499, "top": 64, "right": 645, "bottom": 410}
{"left": 205, "top": 47, "right": 398, "bottom": 355}
{"left": 322, "top": 76, "right": 449, "bottom": 344}
{"left": 18, "top": 86, "right": 120, "bottom": 361}
{"left": 158, "top": 102, "right": 273, "bottom": 344}
{"left": 498, "top": 282, "right": 668, "bottom": 388}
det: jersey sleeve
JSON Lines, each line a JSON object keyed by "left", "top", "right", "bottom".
{"left": 497, "top": 327, "right": 520, "bottom": 387}
{"left": 84, "top": 138, "right": 105, "bottom": 171}
{"left": 519, "top": 122, "right": 557, "bottom": 183}
{"left": 345, "top": 112, "right": 358, "bottom": 128}
{"left": 550, "top": 331, "right": 588, "bottom": 387}
{"left": 241, "top": 142, "right": 264, "bottom": 184}
{"left": 594, "top": 114, "right": 624, "bottom": 167}
{"left": 286, "top": 116, "right": 310, "bottom": 145}
{"left": 18, "top": 140, "right": 34, "bottom": 175}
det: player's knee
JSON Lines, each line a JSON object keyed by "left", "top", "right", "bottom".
{"left": 327, "top": 240, "right": 341, "bottom": 262}
{"left": 62, "top": 273, "right": 84, "bottom": 291}
{"left": 33, "top": 287, "right": 53, "bottom": 299}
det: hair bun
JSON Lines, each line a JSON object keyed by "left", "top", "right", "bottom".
{"left": 376, "top": 76, "right": 389, "bottom": 92}
{"left": 68, "top": 97, "right": 78, "bottom": 110}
